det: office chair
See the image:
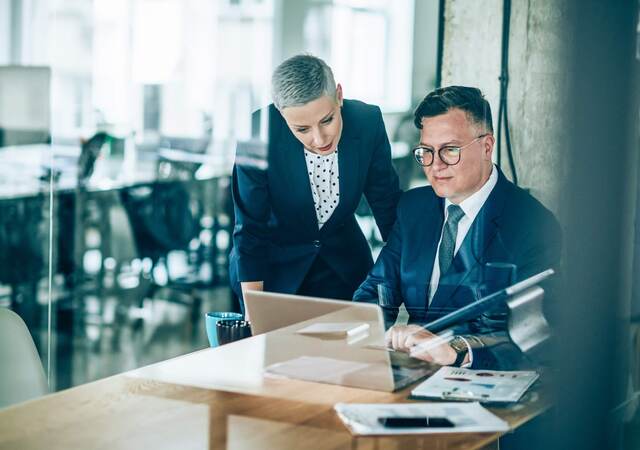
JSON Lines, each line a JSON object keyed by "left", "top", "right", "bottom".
{"left": 0, "top": 196, "right": 45, "bottom": 334}
{"left": 0, "top": 307, "right": 48, "bottom": 409}
{"left": 120, "top": 182, "right": 203, "bottom": 323}
{"left": 57, "top": 132, "right": 148, "bottom": 345}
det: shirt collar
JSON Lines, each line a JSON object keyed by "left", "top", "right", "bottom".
{"left": 444, "top": 164, "right": 498, "bottom": 221}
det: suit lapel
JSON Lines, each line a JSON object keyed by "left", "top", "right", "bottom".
{"left": 428, "top": 170, "right": 510, "bottom": 316}
{"left": 416, "top": 197, "right": 445, "bottom": 288}
{"left": 271, "top": 113, "right": 319, "bottom": 233}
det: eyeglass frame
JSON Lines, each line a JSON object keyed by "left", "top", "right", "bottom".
{"left": 412, "top": 133, "right": 491, "bottom": 167}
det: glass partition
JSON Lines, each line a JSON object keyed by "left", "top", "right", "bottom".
{"left": 1, "top": 0, "right": 427, "bottom": 393}
{"left": 0, "top": 64, "right": 54, "bottom": 388}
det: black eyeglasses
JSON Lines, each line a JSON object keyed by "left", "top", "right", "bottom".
{"left": 413, "top": 134, "right": 490, "bottom": 167}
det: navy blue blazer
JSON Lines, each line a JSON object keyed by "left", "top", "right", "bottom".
{"left": 230, "top": 99, "right": 401, "bottom": 297}
{"left": 353, "top": 169, "right": 562, "bottom": 369}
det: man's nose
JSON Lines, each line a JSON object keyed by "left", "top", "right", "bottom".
{"left": 431, "top": 150, "right": 448, "bottom": 170}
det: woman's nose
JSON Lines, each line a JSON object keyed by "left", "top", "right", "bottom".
{"left": 311, "top": 128, "right": 325, "bottom": 147}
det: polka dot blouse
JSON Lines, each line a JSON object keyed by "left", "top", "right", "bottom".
{"left": 304, "top": 148, "right": 340, "bottom": 229}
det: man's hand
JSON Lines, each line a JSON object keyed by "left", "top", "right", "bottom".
{"left": 385, "top": 324, "right": 457, "bottom": 366}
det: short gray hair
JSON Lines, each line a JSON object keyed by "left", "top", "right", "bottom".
{"left": 271, "top": 54, "right": 337, "bottom": 110}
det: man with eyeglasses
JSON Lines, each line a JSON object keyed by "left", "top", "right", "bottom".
{"left": 354, "top": 86, "right": 562, "bottom": 369}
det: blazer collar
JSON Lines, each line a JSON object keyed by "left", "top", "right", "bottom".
{"left": 271, "top": 107, "right": 319, "bottom": 233}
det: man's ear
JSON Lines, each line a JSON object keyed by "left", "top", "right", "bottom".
{"left": 483, "top": 133, "right": 495, "bottom": 161}
{"left": 336, "top": 83, "right": 343, "bottom": 106}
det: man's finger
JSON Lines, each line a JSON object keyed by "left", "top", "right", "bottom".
{"left": 409, "top": 345, "right": 434, "bottom": 362}
{"left": 393, "top": 329, "right": 404, "bottom": 351}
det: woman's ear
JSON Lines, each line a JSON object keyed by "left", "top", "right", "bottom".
{"left": 336, "top": 83, "right": 343, "bottom": 106}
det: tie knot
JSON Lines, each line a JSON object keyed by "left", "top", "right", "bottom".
{"left": 446, "top": 204, "right": 465, "bottom": 225}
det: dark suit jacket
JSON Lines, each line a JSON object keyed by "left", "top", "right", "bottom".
{"left": 230, "top": 99, "right": 401, "bottom": 297}
{"left": 353, "top": 168, "right": 562, "bottom": 369}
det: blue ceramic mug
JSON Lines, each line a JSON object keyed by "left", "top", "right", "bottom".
{"left": 205, "top": 312, "right": 243, "bottom": 347}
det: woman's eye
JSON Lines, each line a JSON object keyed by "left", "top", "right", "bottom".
{"left": 321, "top": 116, "right": 333, "bottom": 125}
{"left": 296, "top": 128, "right": 309, "bottom": 133}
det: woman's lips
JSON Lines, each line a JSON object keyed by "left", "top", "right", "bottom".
{"left": 317, "top": 142, "right": 333, "bottom": 152}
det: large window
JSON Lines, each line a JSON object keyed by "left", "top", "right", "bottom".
{"left": 9, "top": 0, "right": 415, "bottom": 143}
{"left": 0, "top": 0, "right": 423, "bottom": 392}
{"left": 304, "top": 0, "right": 414, "bottom": 112}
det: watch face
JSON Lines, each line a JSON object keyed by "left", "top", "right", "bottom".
{"left": 450, "top": 337, "right": 469, "bottom": 367}
{"left": 450, "top": 337, "right": 468, "bottom": 354}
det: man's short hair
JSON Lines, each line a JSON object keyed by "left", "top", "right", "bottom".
{"left": 413, "top": 86, "right": 494, "bottom": 133}
{"left": 272, "top": 54, "right": 337, "bottom": 110}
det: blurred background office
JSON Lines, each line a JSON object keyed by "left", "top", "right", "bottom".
{"left": 0, "top": 1, "right": 639, "bottom": 448}
{"left": 0, "top": 0, "right": 436, "bottom": 390}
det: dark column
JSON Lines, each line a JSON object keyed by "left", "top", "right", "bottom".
{"left": 553, "top": 1, "right": 639, "bottom": 450}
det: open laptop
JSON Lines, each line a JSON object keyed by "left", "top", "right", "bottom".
{"left": 245, "top": 290, "right": 371, "bottom": 335}
{"left": 243, "top": 290, "right": 436, "bottom": 392}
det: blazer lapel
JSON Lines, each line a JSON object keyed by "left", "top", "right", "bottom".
{"left": 335, "top": 135, "right": 359, "bottom": 215}
{"left": 415, "top": 197, "right": 444, "bottom": 289}
{"left": 272, "top": 121, "right": 319, "bottom": 233}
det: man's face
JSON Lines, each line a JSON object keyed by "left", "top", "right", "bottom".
{"left": 419, "top": 108, "right": 494, "bottom": 204}
{"left": 280, "top": 84, "right": 343, "bottom": 155}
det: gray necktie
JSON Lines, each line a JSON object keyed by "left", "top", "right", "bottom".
{"left": 438, "top": 204, "right": 465, "bottom": 276}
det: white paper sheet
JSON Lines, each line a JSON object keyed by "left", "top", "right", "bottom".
{"left": 334, "top": 402, "right": 509, "bottom": 435}
{"left": 411, "top": 367, "right": 539, "bottom": 403}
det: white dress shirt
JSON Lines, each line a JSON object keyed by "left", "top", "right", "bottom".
{"left": 304, "top": 148, "right": 340, "bottom": 228}
{"left": 427, "top": 165, "right": 498, "bottom": 366}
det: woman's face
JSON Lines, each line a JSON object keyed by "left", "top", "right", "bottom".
{"left": 280, "top": 84, "right": 343, "bottom": 155}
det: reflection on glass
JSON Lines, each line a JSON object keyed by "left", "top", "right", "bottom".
{"left": 246, "top": 293, "right": 436, "bottom": 392}
{"left": 1, "top": 0, "right": 422, "bottom": 396}
{"left": 0, "top": 65, "right": 53, "bottom": 393}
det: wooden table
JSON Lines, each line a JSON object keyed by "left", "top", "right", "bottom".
{"left": 0, "top": 322, "right": 550, "bottom": 450}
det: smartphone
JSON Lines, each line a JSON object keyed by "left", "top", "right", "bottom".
{"left": 378, "top": 416, "right": 455, "bottom": 428}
